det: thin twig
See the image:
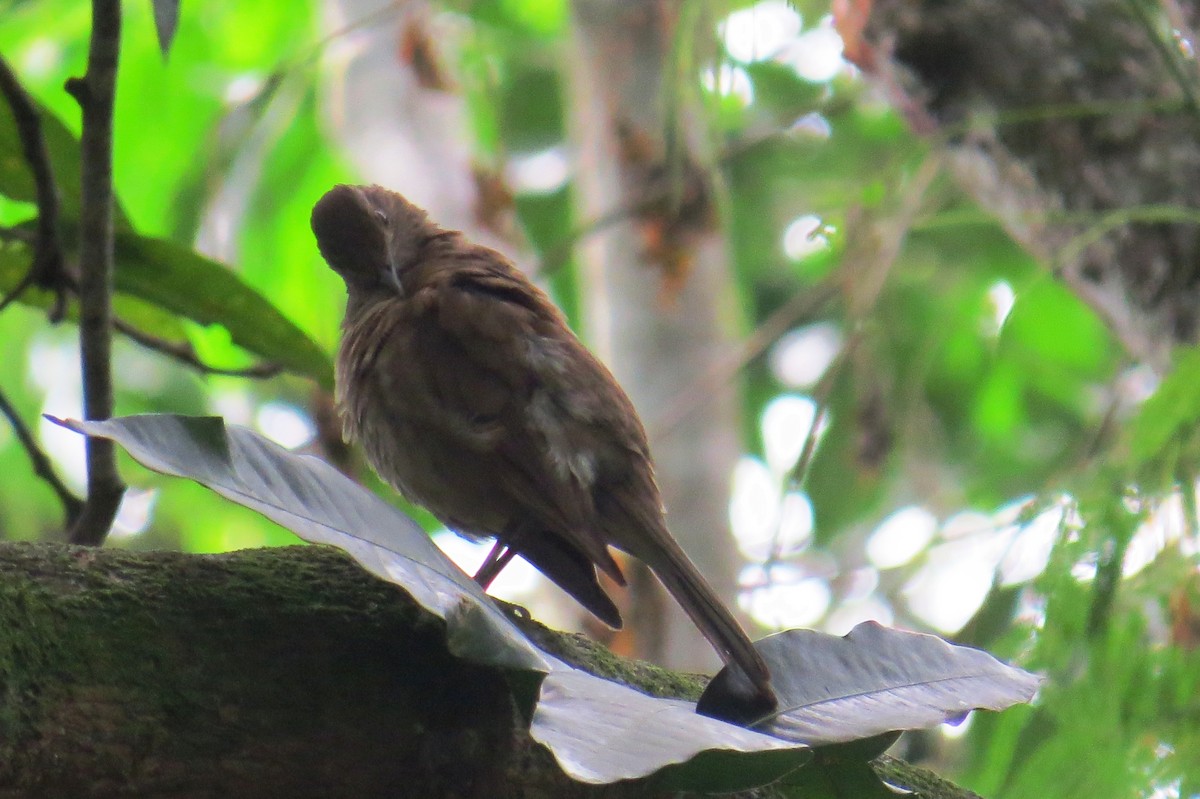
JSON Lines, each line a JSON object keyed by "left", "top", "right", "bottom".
{"left": 113, "top": 318, "right": 284, "bottom": 379}
{"left": 1085, "top": 489, "right": 1137, "bottom": 638}
{"left": 0, "top": 385, "right": 83, "bottom": 529}
{"left": 762, "top": 332, "right": 860, "bottom": 569}
{"left": 648, "top": 279, "right": 841, "bottom": 442}
{"left": 0, "top": 225, "right": 75, "bottom": 318}
{"left": 1054, "top": 204, "right": 1200, "bottom": 269}
{"left": 783, "top": 333, "right": 862, "bottom": 491}
{"left": 0, "top": 269, "right": 37, "bottom": 315}
{"left": 65, "top": 0, "right": 125, "bottom": 546}
{"left": 0, "top": 55, "right": 68, "bottom": 312}
{"left": 759, "top": 154, "right": 943, "bottom": 572}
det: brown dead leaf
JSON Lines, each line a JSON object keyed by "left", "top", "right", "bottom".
{"left": 399, "top": 15, "right": 456, "bottom": 92}
{"left": 833, "top": 0, "right": 877, "bottom": 72}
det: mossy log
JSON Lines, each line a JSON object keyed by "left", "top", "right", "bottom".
{"left": 0, "top": 543, "right": 978, "bottom": 798}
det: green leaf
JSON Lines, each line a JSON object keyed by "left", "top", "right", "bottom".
{"left": 972, "top": 360, "right": 1023, "bottom": 443}
{"left": 780, "top": 758, "right": 905, "bottom": 799}
{"left": 1001, "top": 278, "right": 1111, "bottom": 373}
{"left": 0, "top": 234, "right": 189, "bottom": 343}
{"left": 1130, "top": 344, "right": 1200, "bottom": 466}
{"left": 806, "top": 375, "right": 887, "bottom": 543}
{"left": 239, "top": 82, "right": 348, "bottom": 350}
{"left": 0, "top": 93, "right": 129, "bottom": 226}
{"left": 114, "top": 231, "right": 334, "bottom": 386}
{"left": 167, "top": 71, "right": 286, "bottom": 241}
{"left": 0, "top": 78, "right": 331, "bottom": 385}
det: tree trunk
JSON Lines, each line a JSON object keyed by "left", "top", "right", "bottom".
{"left": 567, "top": 0, "right": 750, "bottom": 674}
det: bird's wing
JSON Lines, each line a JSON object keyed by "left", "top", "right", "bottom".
{"left": 398, "top": 253, "right": 625, "bottom": 582}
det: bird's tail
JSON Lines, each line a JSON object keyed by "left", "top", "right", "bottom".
{"left": 637, "top": 525, "right": 774, "bottom": 704}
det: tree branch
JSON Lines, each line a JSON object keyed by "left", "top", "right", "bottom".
{"left": 646, "top": 279, "right": 839, "bottom": 443}
{"left": 0, "top": 387, "right": 82, "bottom": 529}
{"left": 112, "top": 318, "right": 285, "bottom": 379}
{"left": 0, "top": 542, "right": 986, "bottom": 799}
{"left": 64, "top": 0, "right": 124, "bottom": 545}
{"left": 0, "top": 56, "right": 68, "bottom": 317}
{"left": 0, "top": 267, "right": 37, "bottom": 316}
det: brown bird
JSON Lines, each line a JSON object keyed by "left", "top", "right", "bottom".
{"left": 313, "top": 184, "right": 772, "bottom": 701}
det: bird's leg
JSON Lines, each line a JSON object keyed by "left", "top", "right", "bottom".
{"left": 475, "top": 523, "right": 534, "bottom": 588}
{"left": 474, "top": 539, "right": 516, "bottom": 588}
{"left": 475, "top": 532, "right": 538, "bottom": 624}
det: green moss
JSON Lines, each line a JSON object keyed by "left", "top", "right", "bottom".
{"left": 512, "top": 614, "right": 708, "bottom": 701}
{"left": 0, "top": 543, "right": 442, "bottom": 782}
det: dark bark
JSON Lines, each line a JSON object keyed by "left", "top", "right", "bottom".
{"left": 67, "top": 0, "right": 125, "bottom": 544}
{"left": 861, "top": 0, "right": 1200, "bottom": 367}
{"left": 0, "top": 542, "right": 983, "bottom": 798}
{"left": 0, "top": 543, "right": 572, "bottom": 798}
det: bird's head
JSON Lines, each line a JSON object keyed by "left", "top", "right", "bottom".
{"left": 311, "top": 184, "right": 433, "bottom": 295}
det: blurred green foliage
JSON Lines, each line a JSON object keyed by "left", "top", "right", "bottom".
{"left": 1, "top": 0, "right": 1198, "bottom": 796}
